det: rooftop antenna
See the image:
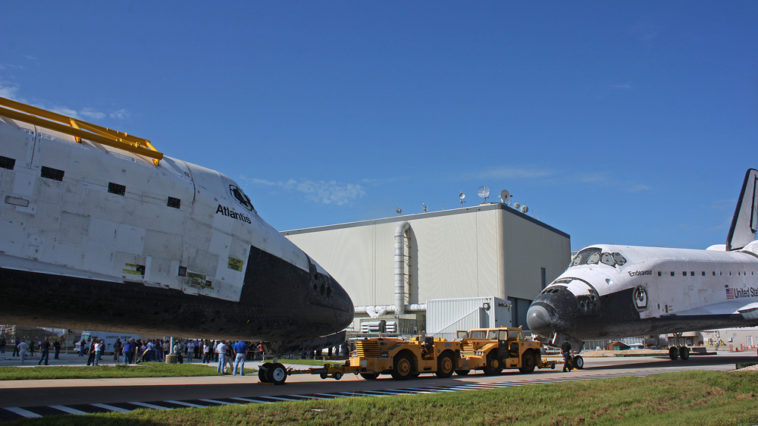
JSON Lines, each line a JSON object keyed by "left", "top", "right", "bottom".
{"left": 499, "top": 189, "right": 511, "bottom": 204}
{"left": 520, "top": 205, "right": 529, "bottom": 214}
{"left": 458, "top": 192, "right": 466, "bottom": 207}
{"left": 395, "top": 208, "right": 402, "bottom": 215}
{"left": 422, "top": 203, "right": 428, "bottom": 213}
{"left": 477, "top": 185, "right": 490, "bottom": 203}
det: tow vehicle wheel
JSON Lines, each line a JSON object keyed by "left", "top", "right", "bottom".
{"left": 573, "top": 355, "right": 584, "bottom": 369}
{"left": 436, "top": 352, "right": 455, "bottom": 378}
{"left": 483, "top": 353, "right": 502, "bottom": 376}
{"left": 391, "top": 353, "right": 414, "bottom": 380}
{"left": 519, "top": 351, "right": 536, "bottom": 374}
{"left": 360, "top": 372, "right": 379, "bottom": 380}
{"left": 668, "top": 346, "right": 679, "bottom": 361}
{"left": 333, "top": 372, "right": 343, "bottom": 380}
{"left": 270, "top": 363, "right": 287, "bottom": 385}
{"left": 679, "top": 346, "right": 690, "bottom": 361}
{"left": 455, "top": 369, "right": 470, "bottom": 376}
{"left": 258, "top": 364, "right": 271, "bottom": 383}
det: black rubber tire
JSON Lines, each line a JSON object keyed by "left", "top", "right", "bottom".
{"left": 679, "top": 346, "right": 690, "bottom": 361}
{"left": 455, "top": 369, "right": 470, "bottom": 376}
{"left": 436, "top": 352, "right": 455, "bottom": 378}
{"left": 519, "top": 350, "right": 536, "bottom": 374}
{"left": 270, "top": 363, "right": 287, "bottom": 385}
{"left": 668, "top": 346, "right": 679, "bottom": 361}
{"left": 258, "top": 364, "right": 271, "bottom": 383}
{"left": 391, "top": 353, "right": 414, "bottom": 380}
{"left": 360, "top": 372, "right": 379, "bottom": 380}
{"left": 483, "top": 352, "right": 502, "bottom": 376}
{"left": 573, "top": 355, "right": 584, "bottom": 369}
{"left": 333, "top": 372, "right": 343, "bottom": 380}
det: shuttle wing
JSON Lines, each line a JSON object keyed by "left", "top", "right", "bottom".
{"left": 676, "top": 300, "right": 758, "bottom": 320}
{"left": 726, "top": 168, "right": 758, "bottom": 251}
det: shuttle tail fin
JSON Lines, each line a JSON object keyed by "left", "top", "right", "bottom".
{"left": 726, "top": 168, "right": 758, "bottom": 251}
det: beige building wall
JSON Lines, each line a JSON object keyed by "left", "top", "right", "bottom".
{"left": 284, "top": 204, "right": 570, "bottom": 319}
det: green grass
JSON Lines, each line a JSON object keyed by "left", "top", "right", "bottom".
{"left": 0, "top": 362, "right": 256, "bottom": 380}
{"left": 10, "top": 370, "right": 758, "bottom": 425}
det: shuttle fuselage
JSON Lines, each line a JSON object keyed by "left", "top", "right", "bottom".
{"left": 0, "top": 98, "right": 353, "bottom": 349}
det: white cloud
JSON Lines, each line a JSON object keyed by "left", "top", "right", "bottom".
{"left": 79, "top": 108, "right": 106, "bottom": 120}
{"left": 470, "top": 166, "right": 555, "bottom": 180}
{"left": 611, "top": 82, "right": 632, "bottom": 90}
{"left": 109, "top": 109, "right": 129, "bottom": 119}
{"left": 0, "top": 82, "right": 19, "bottom": 98}
{"left": 244, "top": 177, "right": 366, "bottom": 206}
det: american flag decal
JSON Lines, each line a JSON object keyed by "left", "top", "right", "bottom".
{"left": 725, "top": 288, "right": 734, "bottom": 300}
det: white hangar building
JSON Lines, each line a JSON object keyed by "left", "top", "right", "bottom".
{"left": 283, "top": 203, "right": 570, "bottom": 337}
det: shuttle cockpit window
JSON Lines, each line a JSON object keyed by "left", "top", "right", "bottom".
{"left": 229, "top": 184, "right": 255, "bottom": 212}
{"left": 571, "top": 247, "right": 602, "bottom": 266}
{"left": 571, "top": 248, "right": 627, "bottom": 268}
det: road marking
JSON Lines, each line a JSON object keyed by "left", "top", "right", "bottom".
{"left": 91, "top": 403, "right": 130, "bottom": 413}
{"left": 4, "top": 407, "right": 42, "bottom": 418}
{"left": 50, "top": 405, "right": 87, "bottom": 415}
{"left": 229, "top": 397, "right": 272, "bottom": 404}
{"left": 199, "top": 399, "right": 234, "bottom": 405}
{"left": 259, "top": 396, "right": 300, "bottom": 402}
{"left": 164, "top": 400, "right": 206, "bottom": 408}
{"left": 129, "top": 401, "right": 169, "bottom": 410}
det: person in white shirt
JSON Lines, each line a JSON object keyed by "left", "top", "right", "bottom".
{"left": 17, "top": 340, "right": 29, "bottom": 364}
{"left": 215, "top": 341, "right": 228, "bottom": 374}
{"left": 93, "top": 340, "right": 103, "bottom": 366}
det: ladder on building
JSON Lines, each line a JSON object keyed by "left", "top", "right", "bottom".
{"left": 0, "top": 97, "right": 163, "bottom": 165}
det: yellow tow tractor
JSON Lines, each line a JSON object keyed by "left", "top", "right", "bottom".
{"left": 348, "top": 336, "right": 463, "bottom": 380}
{"left": 454, "top": 327, "right": 555, "bottom": 375}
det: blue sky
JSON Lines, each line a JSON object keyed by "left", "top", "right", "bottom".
{"left": 2, "top": 1, "right": 757, "bottom": 250}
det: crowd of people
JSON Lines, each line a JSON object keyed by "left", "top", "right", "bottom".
{"left": 3, "top": 334, "right": 350, "bottom": 376}
{"left": 3, "top": 336, "right": 63, "bottom": 365}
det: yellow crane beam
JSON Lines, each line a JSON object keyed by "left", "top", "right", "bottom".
{"left": 0, "top": 97, "right": 162, "bottom": 165}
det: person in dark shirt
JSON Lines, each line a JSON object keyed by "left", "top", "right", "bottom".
{"left": 38, "top": 338, "right": 50, "bottom": 365}
{"left": 53, "top": 339, "right": 61, "bottom": 359}
{"left": 561, "top": 338, "right": 572, "bottom": 372}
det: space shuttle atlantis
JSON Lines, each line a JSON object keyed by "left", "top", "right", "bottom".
{"left": 527, "top": 168, "right": 758, "bottom": 360}
{"left": 0, "top": 97, "right": 354, "bottom": 352}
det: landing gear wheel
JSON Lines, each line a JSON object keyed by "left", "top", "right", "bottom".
{"left": 270, "top": 363, "right": 287, "bottom": 385}
{"left": 360, "top": 372, "right": 379, "bottom": 380}
{"left": 483, "top": 352, "right": 502, "bottom": 376}
{"left": 668, "top": 346, "right": 679, "bottom": 361}
{"left": 679, "top": 346, "right": 690, "bottom": 360}
{"left": 519, "top": 351, "right": 536, "bottom": 374}
{"left": 455, "top": 369, "right": 470, "bottom": 376}
{"left": 436, "top": 352, "right": 455, "bottom": 378}
{"left": 391, "top": 353, "right": 414, "bottom": 380}
{"left": 572, "top": 355, "right": 584, "bottom": 369}
{"left": 258, "top": 364, "right": 272, "bottom": 383}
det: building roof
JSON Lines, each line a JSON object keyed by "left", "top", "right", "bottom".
{"left": 283, "top": 203, "right": 570, "bottom": 239}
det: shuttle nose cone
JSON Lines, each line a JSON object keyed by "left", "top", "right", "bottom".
{"left": 526, "top": 304, "right": 552, "bottom": 335}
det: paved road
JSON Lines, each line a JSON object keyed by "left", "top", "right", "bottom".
{"left": 0, "top": 353, "right": 755, "bottom": 422}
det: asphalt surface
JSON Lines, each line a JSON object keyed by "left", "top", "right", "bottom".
{"left": 0, "top": 352, "right": 755, "bottom": 422}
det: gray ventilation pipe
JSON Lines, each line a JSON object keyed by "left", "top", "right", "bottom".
{"left": 394, "top": 221, "right": 410, "bottom": 315}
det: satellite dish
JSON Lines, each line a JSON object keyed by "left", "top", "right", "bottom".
{"left": 499, "top": 189, "right": 510, "bottom": 204}
{"left": 458, "top": 192, "right": 466, "bottom": 207}
{"left": 396, "top": 208, "right": 402, "bottom": 215}
{"left": 513, "top": 202, "right": 520, "bottom": 209}
{"left": 520, "top": 205, "right": 529, "bottom": 213}
{"left": 477, "top": 185, "right": 490, "bottom": 202}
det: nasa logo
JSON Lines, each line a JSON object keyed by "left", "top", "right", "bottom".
{"left": 633, "top": 286, "right": 648, "bottom": 311}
